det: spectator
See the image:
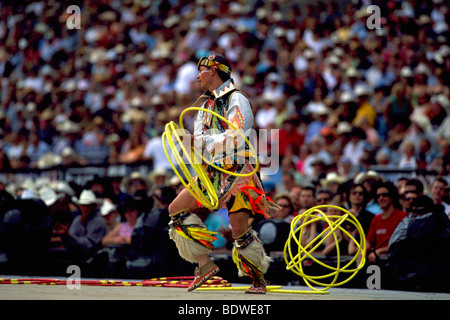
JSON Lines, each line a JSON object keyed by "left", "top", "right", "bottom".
{"left": 54, "top": 190, "right": 107, "bottom": 261}
{"left": 0, "top": 192, "right": 52, "bottom": 275}
{"left": 353, "top": 84, "right": 376, "bottom": 128}
{"left": 342, "top": 126, "right": 367, "bottom": 169}
{"left": 143, "top": 126, "right": 174, "bottom": 172}
{"left": 388, "top": 195, "right": 450, "bottom": 292}
{"left": 354, "top": 170, "right": 382, "bottom": 215}
{"left": 148, "top": 167, "right": 171, "bottom": 193}
{"left": 366, "top": 181, "right": 407, "bottom": 264}
{"left": 102, "top": 196, "right": 141, "bottom": 246}
{"left": 401, "top": 191, "right": 419, "bottom": 213}
{"left": 429, "top": 177, "right": 450, "bottom": 217}
{"left": 398, "top": 140, "right": 417, "bottom": 169}
{"left": 345, "top": 183, "right": 374, "bottom": 236}
{"left": 403, "top": 178, "right": 425, "bottom": 196}
{"left": 288, "top": 185, "right": 302, "bottom": 213}
{"left": 38, "top": 186, "right": 71, "bottom": 249}
{"left": 118, "top": 110, "right": 149, "bottom": 164}
{"left": 396, "top": 177, "right": 409, "bottom": 196}
{"left": 276, "top": 116, "right": 304, "bottom": 160}
{"left": 255, "top": 96, "right": 277, "bottom": 129}
{"left": 384, "top": 83, "right": 414, "bottom": 130}
{"left": 298, "top": 185, "right": 316, "bottom": 215}
{"left": 262, "top": 73, "right": 284, "bottom": 102}
{"left": 99, "top": 199, "right": 120, "bottom": 232}
{"left": 278, "top": 170, "right": 297, "bottom": 194}
{"left": 302, "top": 136, "right": 332, "bottom": 177}
{"left": 337, "top": 157, "right": 355, "bottom": 180}
{"left": 119, "top": 172, "right": 153, "bottom": 198}
{"left": 305, "top": 103, "right": 330, "bottom": 144}
{"left": 315, "top": 188, "right": 333, "bottom": 206}
{"left": 271, "top": 193, "right": 295, "bottom": 223}
{"left": 320, "top": 172, "right": 346, "bottom": 196}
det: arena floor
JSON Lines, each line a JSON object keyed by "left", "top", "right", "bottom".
{"left": 1, "top": 279, "right": 449, "bottom": 300}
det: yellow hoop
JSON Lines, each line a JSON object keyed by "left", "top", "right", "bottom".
{"left": 179, "top": 107, "right": 259, "bottom": 177}
{"left": 162, "top": 121, "right": 218, "bottom": 209}
{"left": 162, "top": 106, "right": 260, "bottom": 209}
{"left": 283, "top": 205, "right": 366, "bottom": 292}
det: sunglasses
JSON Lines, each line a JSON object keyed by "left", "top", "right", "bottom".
{"left": 277, "top": 204, "right": 291, "bottom": 208}
{"left": 376, "top": 192, "right": 390, "bottom": 198}
{"left": 351, "top": 191, "right": 364, "bottom": 196}
{"left": 404, "top": 197, "right": 417, "bottom": 202}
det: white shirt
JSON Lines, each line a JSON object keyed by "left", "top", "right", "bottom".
{"left": 255, "top": 107, "right": 277, "bottom": 129}
{"left": 144, "top": 136, "right": 173, "bottom": 171}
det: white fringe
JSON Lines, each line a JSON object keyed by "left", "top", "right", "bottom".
{"left": 234, "top": 231, "right": 272, "bottom": 277}
{"left": 168, "top": 214, "right": 212, "bottom": 264}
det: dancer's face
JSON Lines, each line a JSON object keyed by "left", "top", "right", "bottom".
{"left": 197, "top": 66, "right": 213, "bottom": 91}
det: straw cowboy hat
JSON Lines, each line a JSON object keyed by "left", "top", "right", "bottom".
{"left": 149, "top": 167, "right": 171, "bottom": 183}
{"left": 119, "top": 171, "right": 153, "bottom": 194}
{"left": 36, "top": 152, "right": 62, "bottom": 169}
{"left": 72, "top": 189, "right": 101, "bottom": 206}
{"left": 320, "top": 172, "right": 346, "bottom": 187}
{"left": 39, "top": 187, "right": 64, "bottom": 207}
{"left": 56, "top": 121, "right": 81, "bottom": 135}
{"left": 354, "top": 170, "right": 381, "bottom": 184}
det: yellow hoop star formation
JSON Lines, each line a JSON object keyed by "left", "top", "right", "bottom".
{"left": 162, "top": 107, "right": 260, "bottom": 210}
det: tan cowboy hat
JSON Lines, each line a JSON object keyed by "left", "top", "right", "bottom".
{"left": 149, "top": 167, "right": 171, "bottom": 183}
{"left": 120, "top": 108, "right": 149, "bottom": 124}
{"left": 320, "top": 172, "right": 346, "bottom": 187}
{"left": 56, "top": 121, "right": 81, "bottom": 135}
{"left": 119, "top": 171, "right": 153, "bottom": 194}
{"left": 354, "top": 170, "right": 381, "bottom": 184}
{"left": 72, "top": 189, "right": 101, "bottom": 206}
{"left": 36, "top": 152, "right": 62, "bottom": 169}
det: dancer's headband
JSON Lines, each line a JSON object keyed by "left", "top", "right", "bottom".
{"left": 197, "top": 55, "right": 231, "bottom": 75}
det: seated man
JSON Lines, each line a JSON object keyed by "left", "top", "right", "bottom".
{"left": 55, "top": 190, "right": 107, "bottom": 260}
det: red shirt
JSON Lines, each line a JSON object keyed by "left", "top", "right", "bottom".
{"left": 278, "top": 129, "right": 304, "bottom": 156}
{"left": 366, "top": 209, "right": 407, "bottom": 250}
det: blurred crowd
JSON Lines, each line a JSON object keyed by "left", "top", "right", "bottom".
{"left": 0, "top": 0, "right": 448, "bottom": 177}
{"left": 0, "top": 0, "right": 449, "bottom": 288}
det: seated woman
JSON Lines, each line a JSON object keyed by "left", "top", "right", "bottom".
{"left": 102, "top": 198, "right": 140, "bottom": 246}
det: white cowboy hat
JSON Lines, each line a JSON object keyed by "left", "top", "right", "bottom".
{"left": 339, "top": 92, "right": 356, "bottom": 104}
{"left": 20, "top": 189, "right": 39, "bottom": 200}
{"left": 39, "top": 187, "right": 63, "bottom": 207}
{"left": 100, "top": 200, "right": 118, "bottom": 216}
{"left": 72, "top": 190, "right": 101, "bottom": 206}
{"left": 51, "top": 181, "right": 75, "bottom": 197}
